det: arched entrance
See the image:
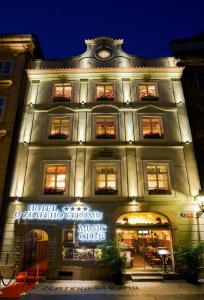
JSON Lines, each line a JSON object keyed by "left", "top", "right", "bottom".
{"left": 116, "top": 212, "right": 173, "bottom": 272}
{"left": 23, "top": 229, "right": 48, "bottom": 271}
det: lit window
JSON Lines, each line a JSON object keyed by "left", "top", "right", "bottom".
{"left": 0, "top": 61, "right": 12, "bottom": 74}
{"left": 138, "top": 83, "right": 158, "bottom": 101}
{"left": 96, "top": 116, "right": 116, "bottom": 139}
{"left": 0, "top": 97, "right": 5, "bottom": 119}
{"left": 49, "top": 117, "right": 70, "bottom": 139}
{"left": 44, "top": 164, "right": 66, "bottom": 195}
{"left": 146, "top": 164, "right": 170, "bottom": 194}
{"left": 142, "top": 116, "right": 164, "bottom": 138}
{"left": 95, "top": 165, "right": 117, "bottom": 195}
{"left": 53, "top": 84, "right": 72, "bottom": 102}
{"left": 96, "top": 84, "right": 114, "bottom": 101}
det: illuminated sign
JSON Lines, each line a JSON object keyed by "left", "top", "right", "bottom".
{"left": 78, "top": 224, "right": 107, "bottom": 242}
{"left": 138, "top": 230, "right": 149, "bottom": 235}
{"left": 15, "top": 204, "right": 103, "bottom": 221}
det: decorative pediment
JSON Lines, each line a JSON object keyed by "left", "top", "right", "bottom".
{"left": 91, "top": 105, "right": 119, "bottom": 114}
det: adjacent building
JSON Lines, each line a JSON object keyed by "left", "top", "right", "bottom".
{"left": 0, "top": 37, "right": 202, "bottom": 279}
{"left": 0, "top": 35, "right": 41, "bottom": 267}
{"left": 171, "top": 32, "right": 204, "bottom": 192}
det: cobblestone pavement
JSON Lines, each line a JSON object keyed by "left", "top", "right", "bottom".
{"left": 21, "top": 280, "right": 204, "bottom": 300}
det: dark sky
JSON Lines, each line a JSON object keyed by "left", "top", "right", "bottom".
{"left": 1, "top": 0, "right": 204, "bottom": 59}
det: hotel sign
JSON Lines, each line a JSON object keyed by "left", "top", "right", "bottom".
{"left": 15, "top": 204, "right": 103, "bottom": 221}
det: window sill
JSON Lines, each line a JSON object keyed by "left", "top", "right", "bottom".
{"left": 95, "top": 188, "right": 118, "bottom": 195}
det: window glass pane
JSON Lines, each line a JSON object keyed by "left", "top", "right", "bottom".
{"left": 96, "top": 86, "right": 105, "bottom": 97}
{"left": 147, "top": 85, "right": 157, "bottom": 95}
{"left": 47, "top": 166, "right": 56, "bottom": 173}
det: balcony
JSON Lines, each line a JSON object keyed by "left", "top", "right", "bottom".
{"left": 95, "top": 187, "right": 118, "bottom": 195}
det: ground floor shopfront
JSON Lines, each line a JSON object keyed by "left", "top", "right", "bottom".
{"left": 0, "top": 199, "right": 201, "bottom": 280}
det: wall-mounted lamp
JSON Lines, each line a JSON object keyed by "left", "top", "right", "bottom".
{"left": 15, "top": 197, "right": 19, "bottom": 203}
{"left": 126, "top": 100, "right": 130, "bottom": 105}
{"left": 195, "top": 192, "right": 204, "bottom": 217}
{"left": 81, "top": 101, "right": 85, "bottom": 105}
{"left": 76, "top": 197, "right": 81, "bottom": 205}
{"left": 79, "top": 140, "right": 83, "bottom": 145}
{"left": 30, "top": 103, "right": 34, "bottom": 108}
{"left": 128, "top": 140, "right": 132, "bottom": 144}
{"left": 186, "top": 141, "right": 189, "bottom": 145}
{"left": 177, "top": 101, "right": 183, "bottom": 106}
{"left": 131, "top": 196, "right": 137, "bottom": 204}
{"left": 23, "top": 141, "right": 27, "bottom": 145}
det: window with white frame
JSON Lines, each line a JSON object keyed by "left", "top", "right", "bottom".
{"left": 44, "top": 164, "right": 67, "bottom": 195}
{"left": 146, "top": 163, "right": 170, "bottom": 195}
{"left": 52, "top": 83, "right": 72, "bottom": 102}
{"left": 95, "top": 165, "right": 118, "bottom": 195}
{"left": 96, "top": 84, "right": 114, "bottom": 101}
{"left": 48, "top": 117, "right": 71, "bottom": 139}
{"left": 95, "top": 116, "right": 116, "bottom": 139}
{"left": 141, "top": 116, "right": 164, "bottom": 139}
{"left": 138, "top": 83, "right": 158, "bottom": 101}
{"left": 0, "top": 97, "right": 5, "bottom": 120}
{"left": 0, "top": 61, "right": 12, "bottom": 74}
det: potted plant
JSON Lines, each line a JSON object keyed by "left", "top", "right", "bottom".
{"left": 98, "top": 238, "right": 126, "bottom": 284}
{"left": 175, "top": 242, "right": 204, "bottom": 284}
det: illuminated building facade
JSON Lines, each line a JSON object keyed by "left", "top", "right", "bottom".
{"left": 0, "top": 37, "right": 201, "bottom": 279}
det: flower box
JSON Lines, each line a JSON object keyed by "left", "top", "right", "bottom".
{"left": 44, "top": 188, "right": 65, "bottom": 195}
{"left": 96, "top": 133, "right": 116, "bottom": 139}
{"left": 53, "top": 96, "right": 71, "bottom": 102}
{"left": 48, "top": 133, "right": 68, "bottom": 139}
{"left": 148, "top": 188, "right": 170, "bottom": 195}
{"left": 141, "top": 95, "right": 158, "bottom": 101}
{"left": 95, "top": 188, "right": 118, "bottom": 195}
{"left": 97, "top": 96, "right": 114, "bottom": 101}
{"left": 143, "top": 133, "right": 164, "bottom": 139}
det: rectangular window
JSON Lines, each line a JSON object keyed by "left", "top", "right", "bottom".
{"left": 49, "top": 117, "right": 70, "bottom": 139}
{"left": 96, "top": 116, "right": 116, "bottom": 139}
{"left": 138, "top": 83, "right": 158, "bottom": 101}
{"left": 146, "top": 164, "right": 170, "bottom": 195}
{"left": 142, "top": 116, "right": 164, "bottom": 138}
{"left": 96, "top": 84, "right": 114, "bottom": 101}
{"left": 53, "top": 84, "right": 72, "bottom": 102}
{"left": 44, "top": 164, "right": 66, "bottom": 195}
{"left": 95, "top": 165, "right": 117, "bottom": 195}
{"left": 0, "top": 61, "right": 12, "bottom": 74}
{"left": 0, "top": 97, "right": 4, "bottom": 119}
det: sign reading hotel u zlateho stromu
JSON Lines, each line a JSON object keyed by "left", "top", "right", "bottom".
{"left": 15, "top": 204, "right": 108, "bottom": 242}
{"left": 15, "top": 204, "right": 103, "bottom": 221}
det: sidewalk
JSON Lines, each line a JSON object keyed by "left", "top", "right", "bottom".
{"left": 20, "top": 280, "right": 204, "bottom": 300}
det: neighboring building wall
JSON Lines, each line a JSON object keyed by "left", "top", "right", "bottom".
{"left": 1, "top": 37, "right": 201, "bottom": 278}
{"left": 0, "top": 35, "right": 42, "bottom": 265}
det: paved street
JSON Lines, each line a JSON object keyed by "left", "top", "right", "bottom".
{"left": 21, "top": 280, "right": 204, "bottom": 300}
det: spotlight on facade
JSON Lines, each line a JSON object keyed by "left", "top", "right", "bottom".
{"left": 81, "top": 101, "right": 85, "bottom": 105}
{"left": 126, "top": 100, "right": 130, "bottom": 105}
{"left": 30, "top": 103, "right": 34, "bottom": 107}
{"left": 23, "top": 141, "right": 27, "bottom": 145}
{"left": 186, "top": 141, "right": 189, "bottom": 145}
{"left": 195, "top": 192, "right": 204, "bottom": 217}
{"left": 79, "top": 140, "right": 83, "bottom": 145}
{"left": 131, "top": 196, "right": 136, "bottom": 204}
{"left": 128, "top": 140, "right": 132, "bottom": 144}
{"left": 15, "top": 197, "right": 19, "bottom": 203}
{"left": 177, "top": 101, "right": 183, "bottom": 106}
{"left": 76, "top": 197, "right": 81, "bottom": 205}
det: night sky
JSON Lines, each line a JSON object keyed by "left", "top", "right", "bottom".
{"left": 1, "top": 0, "right": 204, "bottom": 59}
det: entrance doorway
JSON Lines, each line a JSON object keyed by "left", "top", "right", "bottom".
{"left": 116, "top": 212, "right": 173, "bottom": 272}
{"left": 23, "top": 229, "right": 48, "bottom": 270}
